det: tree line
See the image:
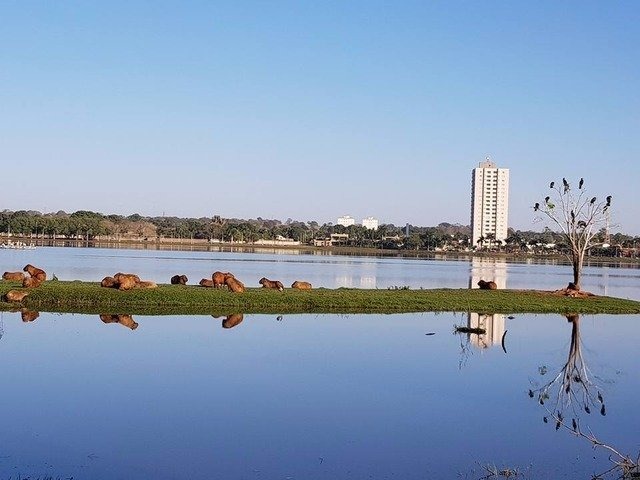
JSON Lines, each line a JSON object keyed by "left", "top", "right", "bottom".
{"left": 1, "top": 209, "right": 638, "bottom": 255}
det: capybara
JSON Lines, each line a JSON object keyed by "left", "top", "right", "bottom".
{"left": 2, "top": 271, "right": 25, "bottom": 282}
{"left": 23, "top": 264, "right": 46, "bottom": 282}
{"left": 21, "top": 309, "right": 40, "bottom": 322}
{"left": 212, "top": 271, "right": 233, "bottom": 288}
{"left": 114, "top": 272, "right": 141, "bottom": 284}
{"left": 117, "top": 275, "right": 138, "bottom": 291}
{"left": 134, "top": 281, "right": 157, "bottom": 289}
{"left": 225, "top": 276, "right": 245, "bottom": 293}
{"left": 199, "top": 278, "right": 214, "bottom": 287}
{"left": 100, "top": 314, "right": 138, "bottom": 330}
{"left": 291, "top": 281, "right": 312, "bottom": 290}
{"left": 259, "top": 277, "right": 284, "bottom": 291}
{"left": 22, "top": 277, "right": 42, "bottom": 288}
{"left": 3, "top": 290, "right": 29, "bottom": 302}
{"left": 171, "top": 274, "right": 188, "bottom": 285}
{"left": 222, "top": 313, "right": 244, "bottom": 329}
{"left": 477, "top": 280, "right": 498, "bottom": 290}
{"left": 101, "top": 276, "right": 118, "bottom": 288}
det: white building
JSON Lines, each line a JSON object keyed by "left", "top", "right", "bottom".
{"left": 337, "top": 215, "right": 355, "bottom": 227}
{"left": 470, "top": 159, "right": 509, "bottom": 248}
{"left": 362, "top": 216, "right": 379, "bottom": 230}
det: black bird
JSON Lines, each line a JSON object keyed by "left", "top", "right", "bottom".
{"left": 579, "top": 178, "right": 584, "bottom": 189}
{"left": 562, "top": 178, "right": 569, "bottom": 192}
{"left": 545, "top": 196, "right": 550, "bottom": 203}
{"left": 534, "top": 203, "right": 540, "bottom": 211}
{"left": 585, "top": 405, "right": 591, "bottom": 414}
{"left": 549, "top": 181, "right": 555, "bottom": 189}
{"left": 570, "top": 211, "right": 575, "bottom": 222}
{"left": 600, "top": 404, "right": 606, "bottom": 416}
{"left": 590, "top": 197, "right": 597, "bottom": 204}
{"left": 597, "top": 391, "right": 603, "bottom": 403}
{"left": 528, "top": 389, "right": 534, "bottom": 398}
{"left": 606, "top": 195, "right": 612, "bottom": 205}
{"left": 572, "top": 418, "right": 578, "bottom": 431}
{"left": 543, "top": 416, "right": 548, "bottom": 423}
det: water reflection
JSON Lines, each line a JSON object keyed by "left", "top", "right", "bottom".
{"left": 99, "top": 314, "right": 139, "bottom": 330}
{"left": 21, "top": 309, "right": 40, "bottom": 322}
{"left": 469, "top": 257, "right": 508, "bottom": 289}
{"left": 466, "top": 313, "right": 506, "bottom": 349}
{"left": 221, "top": 313, "right": 244, "bottom": 329}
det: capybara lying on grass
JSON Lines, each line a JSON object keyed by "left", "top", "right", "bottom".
{"left": 225, "top": 276, "right": 245, "bottom": 293}
{"left": 3, "top": 271, "right": 25, "bottom": 282}
{"left": 477, "top": 280, "right": 498, "bottom": 290}
{"left": 199, "top": 278, "right": 214, "bottom": 287}
{"left": 259, "top": 277, "right": 284, "bottom": 291}
{"left": 134, "top": 281, "right": 157, "bottom": 289}
{"left": 101, "top": 276, "right": 118, "bottom": 288}
{"left": 171, "top": 274, "right": 188, "bottom": 285}
{"left": 291, "top": 281, "right": 312, "bottom": 290}
{"left": 3, "top": 290, "right": 30, "bottom": 302}
{"left": 23, "top": 264, "right": 46, "bottom": 282}
{"left": 22, "top": 277, "right": 42, "bottom": 288}
{"left": 212, "top": 271, "right": 233, "bottom": 288}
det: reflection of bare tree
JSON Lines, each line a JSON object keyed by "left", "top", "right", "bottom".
{"left": 100, "top": 314, "right": 138, "bottom": 330}
{"left": 529, "top": 314, "right": 639, "bottom": 478}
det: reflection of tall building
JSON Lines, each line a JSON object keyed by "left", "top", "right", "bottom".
{"left": 467, "top": 313, "right": 505, "bottom": 349}
{"left": 471, "top": 159, "right": 509, "bottom": 247}
{"left": 469, "top": 257, "right": 507, "bottom": 290}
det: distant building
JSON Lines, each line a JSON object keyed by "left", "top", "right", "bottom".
{"left": 362, "top": 216, "right": 379, "bottom": 230}
{"left": 470, "top": 159, "right": 509, "bottom": 248}
{"left": 337, "top": 215, "right": 355, "bottom": 227}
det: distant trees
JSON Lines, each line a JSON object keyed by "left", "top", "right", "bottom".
{"left": 534, "top": 178, "right": 612, "bottom": 290}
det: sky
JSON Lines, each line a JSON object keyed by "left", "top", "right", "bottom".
{"left": 1, "top": 1, "right": 639, "bottom": 233}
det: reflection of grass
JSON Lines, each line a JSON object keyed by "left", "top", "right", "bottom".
{"left": 2, "top": 281, "right": 640, "bottom": 315}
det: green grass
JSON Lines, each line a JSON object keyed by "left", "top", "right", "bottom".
{"left": 2, "top": 280, "right": 640, "bottom": 315}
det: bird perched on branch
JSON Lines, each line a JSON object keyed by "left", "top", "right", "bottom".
{"left": 534, "top": 203, "right": 540, "bottom": 211}
{"left": 549, "top": 181, "right": 555, "bottom": 189}
{"left": 579, "top": 178, "right": 584, "bottom": 189}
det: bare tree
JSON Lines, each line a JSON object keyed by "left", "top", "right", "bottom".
{"left": 534, "top": 178, "right": 611, "bottom": 291}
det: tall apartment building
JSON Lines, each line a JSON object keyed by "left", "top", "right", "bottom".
{"left": 337, "top": 215, "right": 355, "bottom": 227}
{"left": 362, "top": 216, "right": 379, "bottom": 231}
{"left": 470, "top": 159, "right": 509, "bottom": 248}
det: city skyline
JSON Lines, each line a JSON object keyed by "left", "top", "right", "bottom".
{"left": 1, "top": 2, "right": 638, "bottom": 234}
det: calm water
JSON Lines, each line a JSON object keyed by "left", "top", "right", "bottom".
{"left": 0, "top": 311, "right": 638, "bottom": 479}
{"left": 1, "top": 246, "right": 639, "bottom": 299}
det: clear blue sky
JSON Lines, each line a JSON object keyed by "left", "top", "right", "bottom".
{"left": 1, "top": 1, "right": 638, "bottom": 233}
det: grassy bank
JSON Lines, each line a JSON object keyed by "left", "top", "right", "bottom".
{"left": 2, "top": 281, "right": 640, "bottom": 315}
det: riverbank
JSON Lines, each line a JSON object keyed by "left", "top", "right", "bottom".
{"left": 2, "top": 281, "right": 640, "bottom": 315}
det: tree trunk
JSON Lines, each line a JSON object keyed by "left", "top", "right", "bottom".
{"left": 572, "top": 252, "right": 582, "bottom": 290}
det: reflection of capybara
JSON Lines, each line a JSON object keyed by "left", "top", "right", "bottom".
{"left": 101, "top": 276, "right": 118, "bottom": 288}
{"left": 100, "top": 314, "right": 138, "bottom": 330}
{"left": 222, "top": 313, "right": 244, "bottom": 329}
{"left": 21, "top": 309, "right": 40, "bottom": 322}
{"left": 3, "top": 271, "right": 25, "bottom": 282}
{"left": 225, "top": 276, "right": 245, "bottom": 293}
{"left": 199, "top": 278, "right": 214, "bottom": 287}
{"left": 23, "top": 264, "right": 46, "bottom": 282}
{"left": 3, "top": 290, "right": 30, "bottom": 302}
{"left": 291, "top": 281, "right": 312, "bottom": 290}
{"left": 22, "top": 277, "right": 42, "bottom": 288}
{"left": 171, "top": 275, "right": 188, "bottom": 285}
{"left": 259, "top": 277, "right": 284, "bottom": 291}
{"left": 212, "top": 271, "right": 233, "bottom": 288}
{"left": 477, "top": 280, "right": 498, "bottom": 290}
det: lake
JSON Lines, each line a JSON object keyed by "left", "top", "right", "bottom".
{"left": 1, "top": 247, "right": 639, "bottom": 478}
{"left": 1, "top": 246, "right": 639, "bottom": 300}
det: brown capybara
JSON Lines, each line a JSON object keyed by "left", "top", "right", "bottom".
{"left": 23, "top": 264, "right": 46, "bottom": 282}
{"left": 116, "top": 276, "right": 138, "bottom": 291}
{"left": 222, "top": 313, "right": 244, "bottom": 329}
{"left": 100, "top": 314, "right": 138, "bottom": 330}
{"left": 3, "top": 290, "right": 30, "bottom": 302}
{"left": 171, "top": 274, "right": 188, "bottom": 285}
{"left": 21, "top": 309, "right": 40, "bottom": 322}
{"left": 212, "top": 271, "right": 233, "bottom": 288}
{"left": 477, "top": 280, "right": 498, "bottom": 290}
{"left": 114, "top": 272, "right": 141, "bottom": 284}
{"left": 225, "top": 276, "right": 245, "bottom": 293}
{"left": 3, "top": 271, "right": 25, "bottom": 282}
{"left": 101, "top": 276, "right": 118, "bottom": 288}
{"left": 291, "top": 281, "right": 312, "bottom": 290}
{"left": 134, "top": 281, "right": 157, "bottom": 289}
{"left": 199, "top": 278, "right": 214, "bottom": 287}
{"left": 259, "top": 277, "right": 284, "bottom": 291}
{"left": 22, "top": 277, "right": 42, "bottom": 288}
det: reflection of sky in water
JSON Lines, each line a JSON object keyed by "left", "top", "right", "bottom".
{"left": 1, "top": 246, "right": 638, "bottom": 299}
{"left": 1, "top": 311, "right": 639, "bottom": 479}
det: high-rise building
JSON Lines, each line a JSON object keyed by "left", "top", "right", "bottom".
{"left": 470, "top": 159, "right": 509, "bottom": 248}
{"left": 362, "top": 216, "right": 379, "bottom": 230}
{"left": 337, "top": 215, "right": 355, "bottom": 227}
